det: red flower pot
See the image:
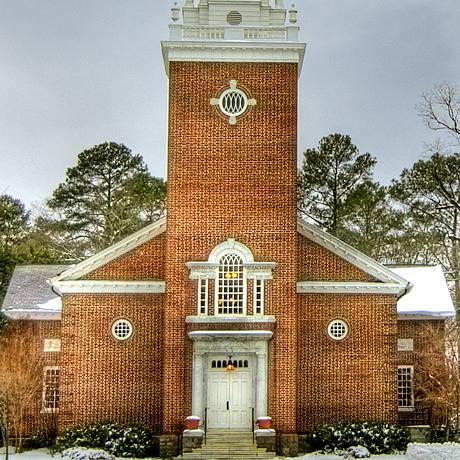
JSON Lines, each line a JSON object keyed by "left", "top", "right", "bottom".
{"left": 186, "top": 416, "right": 200, "bottom": 430}
{"left": 257, "top": 416, "right": 272, "bottom": 429}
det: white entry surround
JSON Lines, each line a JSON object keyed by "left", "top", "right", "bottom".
{"left": 188, "top": 330, "right": 273, "bottom": 426}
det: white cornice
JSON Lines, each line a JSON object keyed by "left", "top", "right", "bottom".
{"left": 398, "top": 312, "right": 455, "bottom": 320}
{"left": 50, "top": 217, "right": 166, "bottom": 283}
{"left": 161, "top": 40, "right": 306, "bottom": 77}
{"left": 53, "top": 280, "right": 165, "bottom": 294}
{"left": 186, "top": 315, "right": 276, "bottom": 323}
{"left": 297, "top": 218, "right": 410, "bottom": 291}
{"left": 297, "top": 282, "right": 405, "bottom": 296}
{"left": 3, "top": 310, "right": 61, "bottom": 321}
{"left": 188, "top": 330, "right": 273, "bottom": 341}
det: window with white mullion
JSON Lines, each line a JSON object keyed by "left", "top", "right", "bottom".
{"left": 398, "top": 366, "right": 414, "bottom": 409}
{"left": 254, "top": 279, "right": 264, "bottom": 315}
{"left": 43, "top": 366, "right": 60, "bottom": 413}
{"left": 198, "top": 278, "right": 208, "bottom": 316}
{"left": 217, "top": 253, "right": 245, "bottom": 315}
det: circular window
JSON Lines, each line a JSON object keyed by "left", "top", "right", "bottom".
{"left": 219, "top": 88, "right": 248, "bottom": 116}
{"left": 111, "top": 319, "right": 133, "bottom": 341}
{"left": 227, "top": 11, "right": 242, "bottom": 25}
{"left": 327, "top": 319, "right": 349, "bottom": 341}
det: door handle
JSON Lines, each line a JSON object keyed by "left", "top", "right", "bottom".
{"left": 227, "top": 401, "right": 229, "bottom": 410}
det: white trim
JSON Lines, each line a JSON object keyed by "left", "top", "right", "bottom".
{"left": 208, "top": 239, "right": 254, "bottom": 263}
{"left": 297, "top": 281, "right": 405, "bottom": 295}
{"left": 189, "top": 330, "right": 272, "bottom": 424}
{"left": 49, "top": 217, "right": 166, "bottom": 283}
{"left": 398, "top": 312, "right": 455, "bottom": 320}
{"left": 189, "top": 330, "right": 273, "bottom": 341}
{"left": 162, "top": 40, "right": 306, "bottom": 78}
{"left": 186, "top": 315, "right": 275, "bottom": 323}
{"left": 297, "top": 218, "right": 411, "bottom": 291}
{"left": 52, "top": 280, "right": 165, "bottom": 294}
{"left": 3, "top": 309, "right": 61, "bottom": 320}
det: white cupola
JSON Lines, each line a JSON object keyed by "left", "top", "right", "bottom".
{"left": 162, "top": 0, "right": 305, "bottom": 77}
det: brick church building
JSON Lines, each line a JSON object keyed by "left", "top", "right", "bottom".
{"left": 2, "top": 0, "right": 455, "bottom": 456}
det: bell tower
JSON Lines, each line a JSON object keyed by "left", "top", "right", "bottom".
{"left": 161, "top": 0, "right": 306, "bottom": 435}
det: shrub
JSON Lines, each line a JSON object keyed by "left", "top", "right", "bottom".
{"left": 55, "top": 422, "right": 158, "bottom": 458}
{"left": 428, "top": 425, "right": 460, "bottom": 443}
{"left": 302, "top": 420, "right": 410, "bottom": 454}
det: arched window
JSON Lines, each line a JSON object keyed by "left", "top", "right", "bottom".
{"left": 217, "top": 253, "right": 244, "bottom": 315}
{"left": 187, "top": 239, "right": 274, "bottom": 318}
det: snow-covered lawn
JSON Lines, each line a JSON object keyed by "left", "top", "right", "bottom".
{"left": 0, "top": 447, "right": 410, "bottom": 460}
{"left": 2, "top": 443, "right": 460, "bottom": 459}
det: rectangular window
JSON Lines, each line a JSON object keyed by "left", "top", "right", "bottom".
{"left": 398, "top": 366, "right": 414, "bottom": 409}
{"left": 254, "top": 279, "right": 264, "bottom": 315}
{"left": 43, "top": 367, "right": 59, "bottom": 412}
{"left": 199, "top": 278, "right": 208, "bottom": 316}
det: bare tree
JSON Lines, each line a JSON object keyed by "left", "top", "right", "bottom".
{"left": 417, "top": 83, "right": 460, "bottom": 143}
{"left": 0, "top": 322, "right": 44, "bottom": 454}
{"left": 415, "top": 320, "right": 460, "bottom": 442}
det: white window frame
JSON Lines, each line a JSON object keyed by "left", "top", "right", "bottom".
{"left": 254, "top": 279, "right": 264, "bottom": 316}
{"left": 327, "top": 319, "right": 349, "bottom": 341}
{"left": 42, "top": 366, "right": 59, "bottom": 413}
{"left": 187, "top": 239, "right": 274, "bottom": 319}
{"left": 111, "top": 318, "right": 133, "bottom": 341}
{"left": 398, "top": 365, "right": 414, "bottom": 410}
{"left": 215, "top": 250, "right": 247, "bottom": 316}
{"left": 198, "top": 278, "right": 209, "bottom": 316}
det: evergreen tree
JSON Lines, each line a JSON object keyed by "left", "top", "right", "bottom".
{"left": 297, "top": 133, "right": 376, "bottom": 238}
{"left": 340, "top": 181, "right": 402, "bottom": 261}
{"left": 47, "top": 142, "right": 166, "bottom": 256}
{"left": 391, "top": 152, "right": 460, "bottom": 314}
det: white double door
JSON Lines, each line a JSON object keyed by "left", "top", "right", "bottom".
{"left": 208, "top": 366, "right": 252, "bottom": 429}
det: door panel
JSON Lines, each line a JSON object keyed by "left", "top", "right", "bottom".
{"left": 208, "top": 367, "right": 252, "bottom": 429}
{"left": 208, "top": 372, "right": 230, "bottom": 428}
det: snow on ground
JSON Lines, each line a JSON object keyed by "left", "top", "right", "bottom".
{"left": 2, "top": 443, "right": 460, "bottom": 459}
{"left": 0, "top": 448, "right": 406, "bottom": 460}
{"left": 0, "top": 448, "right": 160, "bottom": 460}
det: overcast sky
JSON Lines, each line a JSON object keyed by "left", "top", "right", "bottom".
{"left": 1, "top": 0, "right": 459, "bottom": 209}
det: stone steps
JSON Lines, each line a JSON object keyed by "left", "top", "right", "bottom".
{"left": 177, "top": 429, "right": 276, "bottom": 460}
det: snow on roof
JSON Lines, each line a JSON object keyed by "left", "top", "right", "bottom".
{"left": 390, "top": 265, "right": 455, "bottom": 318}
{"left": 36, "top": 297, "right": 62, "bottom": 311}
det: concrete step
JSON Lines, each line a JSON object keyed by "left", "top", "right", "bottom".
{"left": 175, "top": 429, "right": 276, "bottom": 460}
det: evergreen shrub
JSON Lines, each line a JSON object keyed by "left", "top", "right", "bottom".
{"left": 428, "top": 425, "right": 460, "bottom": 443}
{"left": 302, "top": 420, "right": 410, "bottom": 454}
{"left": 55, "top": 422, "right": 158, "bottom": 458}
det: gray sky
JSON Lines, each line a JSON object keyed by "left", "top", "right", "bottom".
{"left": 1, "top": 0, "right": 459, "bottom": 209}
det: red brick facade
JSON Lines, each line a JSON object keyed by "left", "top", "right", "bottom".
{"left": 165, "top": 61, "right": 298, "bottom": 433}
{"left": 12, "top": 37, "right": 449, "bottom": 455}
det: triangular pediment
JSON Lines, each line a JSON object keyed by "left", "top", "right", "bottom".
{"left": 296, "top": 218, "right": 410, "bottom": 297}
{"left": 49, "top": 217, "right": 166, "bottom": 294}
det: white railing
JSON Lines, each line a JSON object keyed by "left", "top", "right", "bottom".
{"left": 182, "top": 26, "right": 225, "bottom": 39}
{"left": 180, "top": 26, "right": 288, "bottom": 41}
{"left": 243, "top": 28, "right": 286, "bottom": 40}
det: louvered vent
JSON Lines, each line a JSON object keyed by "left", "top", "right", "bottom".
{"left": 227, "top": 11, "right": 242, "bottom": 25}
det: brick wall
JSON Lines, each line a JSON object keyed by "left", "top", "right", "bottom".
{"left": 59, "top": 294, "right": 164, "bottom": 433}
{"left": 297, "top": 234, "right": 376, "bottom": 282}
{"left": 83, "top": 232, "right": 166, "bottom": 281}
{"left": 164, "top": 61, "right": 299, "bottom": 433}
{"left": 297, "top": 293, "right": 399, "bottom": 431}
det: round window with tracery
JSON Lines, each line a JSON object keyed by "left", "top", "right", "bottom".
{"left": 327, "top": 319, "right": 349, "bottom": 341}
{"left": 219, "top": 88, "right": 248, "bottom": 117}
{"left": 111, "top": 319, "right": 133, "bottom": 341}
